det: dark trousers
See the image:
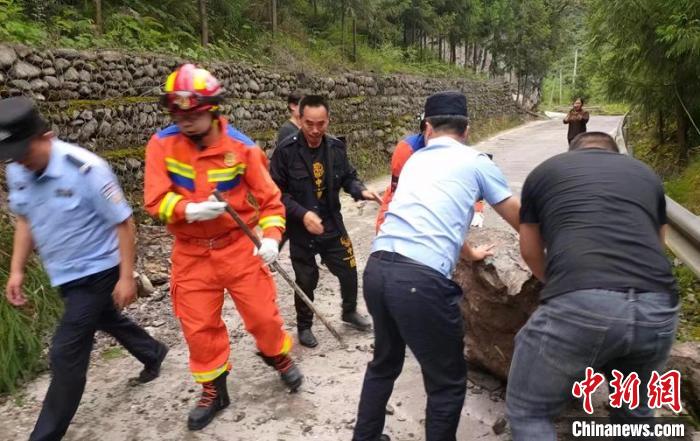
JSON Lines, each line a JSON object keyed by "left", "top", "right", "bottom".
{"left": 289, "top": 233, "right": 358, "bottom": 330}
{"left": 354, "top": 251, "right": 467, "bottom": 441}
{"left": 30, "top": 266, "right": 162, "bottom": 441}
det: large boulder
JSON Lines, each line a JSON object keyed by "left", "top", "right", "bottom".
{"left": 453, "top": 226, "right": 541, "bottom": 380}
{"left": 665, "top": 342, "right": 700, "bottom": 418}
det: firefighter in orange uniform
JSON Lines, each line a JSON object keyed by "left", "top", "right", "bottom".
{"left": 375, "top": 116, "right": 486, "bottom": 233}
{"left": 144, "top": 64, "right": 302, "bottom": 431}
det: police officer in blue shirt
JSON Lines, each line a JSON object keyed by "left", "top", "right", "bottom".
{"left": 353, "top": 91, "right": 521, "bottom": 441}
{"left": 1, "top": 97, "right": 168, "bottom": 441}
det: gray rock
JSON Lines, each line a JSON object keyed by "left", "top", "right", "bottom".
{"left": 248, "top": 79, "right": 260, "bottom": 92}
{"left": 11, "top": 61, "right": 42, "bottom": 79}
{"left": 29, "top": 79, "right": 49, "bottom": 91}
{"left": 0, "top": 45, "right": 18, "bottom": 68}
{"left": 492, "top": 417, "right": 508, "bottom": 435}
{"left": 98, "top": 121, "right": 112, "bottom": 137}
{"left": 54, "top": 58, "right": 71, "bottom": 71}
{"left": 101, "top": 51, "right": 122, "bottom": 62}
{"left": 80, "top": 110, "right": 93, "bottom": 121}
{"left": 42, "top": 67, "right": 56, "bottom": 76}
{"left": 82, "top": 119, "right": 99, "bottom": 138}
{"left": 54, "top": 48, "right": 80, "bottom": 59}
{"left": 78, "top": 70, "right": 91, "bottom": 82}
{"left": 78, "top": 84, "right": 92, "bottom": 97}
{"left": 10, "top": 79, "right": 31, "bottom": 91}
{"left": 63, "top": 67, "right": 80, "bottom": 82}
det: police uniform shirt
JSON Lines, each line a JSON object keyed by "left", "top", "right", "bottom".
{"left": 373, "top": 135, "right": 512, "bottom": 278}
{"left": 6, "top": 139, "right": 132, "bottom": 286}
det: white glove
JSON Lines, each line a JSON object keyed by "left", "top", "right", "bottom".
{"left": 470, "top": 212, "right": 484, "bottom": 228}
{"left": 184, "top": 200, "right": 227, "bottom": 223}
{"left": 254, "top": 237, "right": 280, "bottom": 265}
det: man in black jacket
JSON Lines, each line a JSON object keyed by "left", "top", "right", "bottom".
{"left": 270, "top": 95, "right": 382, "bottom": 348}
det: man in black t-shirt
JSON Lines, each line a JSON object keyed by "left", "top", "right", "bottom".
{"left": 276, "top": 91, "right": 303, "bottom": 146}
{"left": 506, "top": 132, "right": 679, "bottom": 440}
{"left": 270, "top": 95, "right": 382, "bottom": 348}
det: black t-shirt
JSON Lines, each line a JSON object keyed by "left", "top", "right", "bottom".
{"left": 308, "top": 145, "right": 337, "bottom": 235}
{"left": 521, "top": 149, "right": 677, "bottom": 300}
{"left": 276, "top": 120, "right": 299, "bottom": 146}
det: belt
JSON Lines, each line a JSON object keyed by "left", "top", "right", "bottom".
{"left": 177, "top": 230, "right": 243, "bottom": 249}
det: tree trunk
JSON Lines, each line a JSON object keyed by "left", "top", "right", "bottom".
{"left": 94, "top": 0, "right": 103, "bottom": 35}
{"left": 658, "top": 110, "right": 664, "bottom": 146}
{"left": 352, "top": 16, "right": 357, "bottom": 62}
{"left": 464, "top": 41, "right": 469, "bottom": 69}
{"left": 677, "top": 101, "right": 690, "bottom": 162}
{"left": 450, "top": 39, "right": 457, "bottom": 64}
{"left": 272, "top": 0, "right": 277, "bottom": 36}
{"left": 199, "top": 0, "right": 208, "bottom": 47}
{"left": 473, "top": 44, "right": 479, "bottom": 73}
{"left": 481, "top": 49, "right": 488, "bottom": 72}
{"left": 341, "top": 1, "right": 346, "bottom": 57}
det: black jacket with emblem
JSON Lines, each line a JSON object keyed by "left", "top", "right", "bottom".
{"left": 270, "top": 131, "right": 366, "bottom": 243}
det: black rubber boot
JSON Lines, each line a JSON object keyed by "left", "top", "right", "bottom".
{"left": 187, "top": 371, "right": 230, "bottom": 431}
{"left": 298, "top": 328, "right": 318, "bottom": 348}
{"left": 342, "top": 310, "right": 372, "bottom": 331}
{"left": 259, "top": 352, "right": 304, "bottom": 392}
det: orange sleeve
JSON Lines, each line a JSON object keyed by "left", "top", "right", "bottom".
{"left": 244, "top": 146, "right": 285, "bottom": 241}
{"left": 390, "top": 141, "right": 414, "bottom": 181}
{"left": 143, "top": 135, "right": 189, "bottom": 224}
{"left": 375, "top": 141, "right": 414, "bottom": 233}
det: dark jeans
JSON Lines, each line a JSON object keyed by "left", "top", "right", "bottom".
{"left": 353, "top": 251, "right": 467, "bottom": 441}
{"left": 290, "top": 233, "right": 358, "bottom": 330}
{"left": 30, "top": 266, "right": 162, "bottom": 441}
{"left": 506, "top": 289, "right": 679, "bottom": 441}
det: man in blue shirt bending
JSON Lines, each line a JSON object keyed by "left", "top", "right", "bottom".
{"left": 353, "top": 91, "right": 521, "bottom": 441}
{"left": 2, "top": 97, "right": 167, "bottom": 441}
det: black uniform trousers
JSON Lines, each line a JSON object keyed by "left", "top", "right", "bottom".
{"left": 353, "top": 251, "right": 467, "bottom": 441}
{"left": 30, "top": 266, "right": 161, "bottom": 441}
{"left": 289, "top": 233, "right": 358, "bottom": 330}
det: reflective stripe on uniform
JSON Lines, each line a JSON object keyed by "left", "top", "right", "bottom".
{"left": 258, "top": 215, "right": 285, "bottom": 230}
{"left": 207, "top": 165, "right": 246, "bottom": 182}
{"left": 192, "top": 362, "right": 230, "bottom": 383}
{"left": 278, "top": 334, "right": 293, "bottom": 355}
{"left": 158, "top": 192, "right": 183, "bottom": 223}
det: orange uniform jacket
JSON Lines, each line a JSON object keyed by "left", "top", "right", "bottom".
{"left": 375, "top": 133, "right": 425, "bottom": 232}
{"left": 144, "top": 117, "right": 285, "bottom": 241}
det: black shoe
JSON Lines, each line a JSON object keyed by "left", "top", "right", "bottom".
{"left": 342, "top": 311, "right": 372, "bottom": 331}
{"left": 187, "top": 372, "right": 230, "bottom": 431}
{"left": 259, "top": 352, "right": 304, "bottom": 392}
{"left": 380, "top": 435, "right": 391, "bottom": 441}
{"left": 298, "top": 328, "right": 318, "bottom": 348}
{"left": 138, "top": 341, "right": 169, "bottom": 383}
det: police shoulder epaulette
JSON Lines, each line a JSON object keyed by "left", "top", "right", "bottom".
{"left": 65, "top": 154, "right": 92, "bottom": 174}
